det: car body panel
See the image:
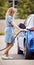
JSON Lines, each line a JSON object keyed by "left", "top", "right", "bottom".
{"left": 26, "top": 30, "right": 34, "bottom": 52}
{"left": 18, "top": 14, "right": 34, "bottom": 53}
{"left": 17, "top": 31, "right": 25, "bottom": 51}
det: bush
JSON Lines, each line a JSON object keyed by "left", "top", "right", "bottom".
{"left": 0, "top": 32, "right": 5, "bottom": 35}
{"left": 0, "top": 0, "right": 12, "bottom": 19}
{"left": 17, "top": 0, "right": 34, "bottom": 19}
{"left": 0, "top": 7, "right": 8, "bottom": 19}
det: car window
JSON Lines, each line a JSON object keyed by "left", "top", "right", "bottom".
{"left": 33, "top": 17, "right": 34, "bottom": 25}
{"left": 24, "top": 15, "right": 32, "bottom": 26}
{"left": 24, "top": 15, "right": 34, "bottom": 27}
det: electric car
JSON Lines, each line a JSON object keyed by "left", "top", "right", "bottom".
{"left": 17, "top": 23, "right": 26, "bottom": 54}
{"left": 17, "top": 14, "right": 34, "bottom": 59}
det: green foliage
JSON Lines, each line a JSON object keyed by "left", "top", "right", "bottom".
{"left": 0, "top": 7, "right": 8, "bottom": 19}
{"left": 17, "top": 0, "right": 34, "bottom": 19}
{"left": 0, "top": 32, "right": 5, "bottom": 35}
{"left": 0, "top": 0, "right": 12, "bottom": 19}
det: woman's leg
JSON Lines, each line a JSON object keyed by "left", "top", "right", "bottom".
{"left": 4, "top": 43, "right": 13, "bottom": 56}
{"left": 4, "top": 43, "right": 9, "bottom": 55}
{"left": 5, "top": 43, "right": 9, "bottom": 48}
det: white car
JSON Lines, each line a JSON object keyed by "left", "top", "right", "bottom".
{"left": 17, "top": 23, "right": 26, "bottom": 54}
{"left": 17, "top": 14, "right": 34, "bottom": 55}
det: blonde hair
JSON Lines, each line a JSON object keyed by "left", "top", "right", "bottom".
{"left": 6, "top": 7, "right": 16, "bottom": 17}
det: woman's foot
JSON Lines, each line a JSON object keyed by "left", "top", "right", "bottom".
{"left": 4, "top": 51, "right": 9, "bottom": 57}
{"left": 2, "top": 55, "right": 9, "bottom": 59}
{"left": 2, "top": 54, "right": 13, "bottom": 60}
{"left": 2, "top": 51, "right": 9, "bottom": 59}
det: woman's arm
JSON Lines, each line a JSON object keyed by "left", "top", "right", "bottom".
{"left": 11, "top": 21, "right": 25, "bottom": 31}
{"left": 11, "top": 21, "right": 20, "bottom": 30}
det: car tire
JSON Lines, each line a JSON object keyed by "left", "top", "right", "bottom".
{"left": 24, "top": 44, "right": 32, "bottom": 59}
{"left": 18, "top": 46, "right": 23, "bottom": 54}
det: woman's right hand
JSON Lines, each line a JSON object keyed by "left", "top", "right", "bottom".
{"left": 19, "top": 28, "right": 25, "bottom": 32}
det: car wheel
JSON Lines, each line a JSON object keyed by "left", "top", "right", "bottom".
{"left": 24, "top": 44, "right": 32, "bottom": 59}
{"left": 18, "top": 46, "right": 23, "bottom": 54}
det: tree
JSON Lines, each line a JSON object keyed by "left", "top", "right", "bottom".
{"left": 17, "top": 0, "right": 34, "bottom": 19}
{"left": 0, "top": 0, "right": 12, "bottom": 19}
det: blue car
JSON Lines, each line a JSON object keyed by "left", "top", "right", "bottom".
{"left": 26, "top": 30, "right": 34, "bottom": 52}
{"left": 24, "top": 29, "right": 34, "bottom": 59}
{"left": 24, "top": 14, "right": 34, "bottom": 59}
{"left": 17, "top": 14, "right": 34, "bottom": 59}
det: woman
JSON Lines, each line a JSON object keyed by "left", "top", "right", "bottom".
{"left": 2, "top": 7, "right": 24, "bottom": 59}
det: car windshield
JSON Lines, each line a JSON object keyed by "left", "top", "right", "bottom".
{"left": 24, "top": 14, "right": 34, "bottom": 27}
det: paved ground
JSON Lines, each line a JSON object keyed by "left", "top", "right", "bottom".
{"left": 0, "top": 59, "right": 34, "bottom": 65}
{"left": 0, "top": 36, "right": 24, "bottom": 57}
{"left": 0, "top": 36, "right": 34, "bottom": 65}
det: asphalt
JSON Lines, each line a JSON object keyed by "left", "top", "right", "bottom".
{"left": 0, "top": 36, "right": 34, "bottom": 65}
{"left": 0, "top": 57, "right": 34, "bottom": 65}
{"left": 0, "top": 36, "right": 24, "bottom": 59}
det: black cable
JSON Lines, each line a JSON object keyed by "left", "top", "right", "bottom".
{"left": 0, "top": 23, "right": 26, "bottom": 51}
{"left": 0, "top": 47, "right": 6, "bottom": 51}
{"left": 0, "top": 31, "right": 24, "bottom": 51}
